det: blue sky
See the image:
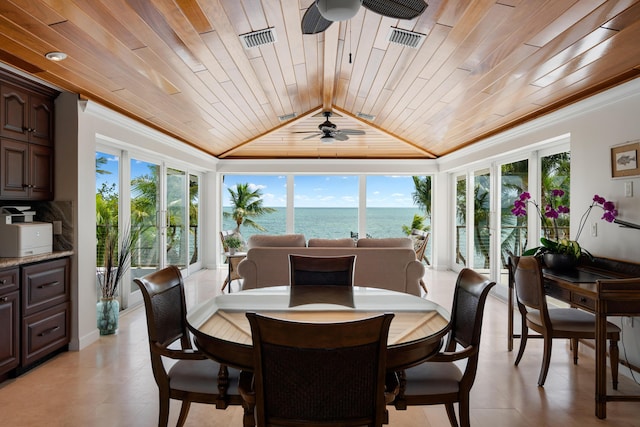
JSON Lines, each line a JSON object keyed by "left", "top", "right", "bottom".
{"left": 96, "top": 153, "right": 161, "bottom": 191}
{"left": 96, "top": 153, "right": 420, "bottom": 208}
{"left": 223, "top": 175, "right": 418, "bottom": 208}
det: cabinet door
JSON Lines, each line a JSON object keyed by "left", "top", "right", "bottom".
{"left": 28, "top": 93, "right": 53, "bottom": 146}
{"left": 0, "top": 83, "right": 28, "bottom": 142}
{"left": 0, "top": 290, "right": 20, "bottom": 375}
{"left": 0, "top": 138, "right": 29, "bottom": 199}
{"left": 29, "top": 144, "right": 53, "bottom": 200}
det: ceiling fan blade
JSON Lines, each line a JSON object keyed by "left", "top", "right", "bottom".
{"left": 333, "top": 133, "right": 350, "bottom": 141}
{"left": 301, "top": 2, "right": 334, "bottom": 34}
{"left": 303, "top": 133, "right": 321, "bottom": 140}
{"left": 340, "top": 129, "right": 366, "bottom": 135}
{"left": 362, "top": 0, "right": 427, "bottom": 20}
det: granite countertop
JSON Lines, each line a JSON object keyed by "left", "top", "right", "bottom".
{"left": 0, "top": 250, "right": 74, "bottom": 268}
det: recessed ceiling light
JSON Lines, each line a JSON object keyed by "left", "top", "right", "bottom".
{"left": 45, "top": 51, "right": 68, "bottom": 61}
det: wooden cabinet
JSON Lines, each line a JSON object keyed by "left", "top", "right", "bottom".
{"left": 0, "top": 139, "right": 53, "bottom": 200}
{"left": 0, "top": 268, "right": 19, "bottom": 377}
{"left": 1, "top": 83, "right": 53, "bottom": 146}
{"left": 0, "top": 258, "right": 70, "bottom": 379}
{"left": 20, "top": 258, "right": 70, "bottom": 367}
{"left": 0, "top": 70, "right": 56, "bottom": 201}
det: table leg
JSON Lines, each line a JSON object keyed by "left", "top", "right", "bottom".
{"left": 595, "top": 306, "right": 607, "bottom": 419}
{"left": 508, "top": 279, "right": 514, "bottom": 351}
{"left": 227, "top": 261, "right": 233, "bottom": 293}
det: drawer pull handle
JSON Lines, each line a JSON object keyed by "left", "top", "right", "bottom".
{"left": 38, "top": 326, "right": 60, "bottom": 337}
{"left": 580, "top": 297, "right": 587, "bottom": 303}
{"left": 0, "top": 296, "right": 7, "bottom": 303}
{"left": 38, "top": 281, "right": 60, "bottom": 289}
{"left": 0, "top": 279, "right": 6, "bottom": 284}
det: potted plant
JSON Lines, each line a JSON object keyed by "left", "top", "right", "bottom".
{"left": 512, "top": 191, "right": 617, "bottom": 270}
{"left": 96, "top": 223, "right": 136, "bottom": 335}
{"left": 225, "top": 235, "right": 242, "bottom": 255}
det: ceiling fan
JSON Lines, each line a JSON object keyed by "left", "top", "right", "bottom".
{"left": 301, "top": 0, "right": 428, "bottom": 34}
{"left": 295, "top": 111, "right": 366, "bottom": 143}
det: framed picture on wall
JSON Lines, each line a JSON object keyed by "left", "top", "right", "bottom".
{"left": 611, "top": 141, "right": 640, "bottom": 178}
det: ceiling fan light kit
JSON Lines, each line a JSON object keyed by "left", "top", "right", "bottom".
{"left": 302, "top": 0, "right": 428, "bottom": 34}
{"left": 320, "top": 135, "right": 336, "bottom": 143}
{"left": 316, "top": 0, "right": 362, "bottom": 21}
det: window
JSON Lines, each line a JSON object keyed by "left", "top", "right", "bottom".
{"left": 541, "top": 152, "right": 571, "bottom": 240}
{"left": 293, "top": 175, "right": 358, "bottom": 239}
{"left": 455, "top": 175, "right": 467, "bottom": 267}
{"left": 366, "top": 176, "right": 428, "bottom": 239}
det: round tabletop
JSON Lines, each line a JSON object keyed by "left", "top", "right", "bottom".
{"left": 187, "top": 285, "right": 450, "bottom": 371}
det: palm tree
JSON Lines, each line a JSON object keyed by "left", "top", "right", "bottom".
{"left": 402, "top": 214, "right": 428, "bottom": 235}
{"left": 225, "top": 183, "right": 276, "bottom": 234}
{"left": 411, "top": 176, "right": 432, "bottom": 217}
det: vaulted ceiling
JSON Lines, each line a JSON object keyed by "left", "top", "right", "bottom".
{"left": 1, "top": 0, "right": 639, "bottom": 159}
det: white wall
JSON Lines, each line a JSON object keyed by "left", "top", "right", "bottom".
{"left": 53, "top": 92, "right": 81, "bottom": 349}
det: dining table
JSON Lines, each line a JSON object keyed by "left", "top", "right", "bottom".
{"left": 186, "top": 285, "right": 450, "bottom": 377}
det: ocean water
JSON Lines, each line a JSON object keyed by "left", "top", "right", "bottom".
{"left": 222, "top": 207, "right": 426, "bottom": 240}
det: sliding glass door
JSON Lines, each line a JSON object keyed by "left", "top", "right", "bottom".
{"left": 130, "top": 157, "right": 161, "bottom": 290}
{"left": 96, "top": 146, "right": 201, "bottom": 310}
{"left": 166, "top": 167, "right": 188, "bottom": 269}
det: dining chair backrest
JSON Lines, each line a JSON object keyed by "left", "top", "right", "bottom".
{"left": 513, "top": 256, "right": 551, "bottom": 326}
{"left": 246, "top": 311, "right": 394, "bottom": 427}
{"left": 289, "top": 254, "right": 356, "bottom": 286}
{"left": 445, "top": 268, "right": 496, "bottom": 354}
{"left": 136, "top": 265, "right": 190, "bottom": 353}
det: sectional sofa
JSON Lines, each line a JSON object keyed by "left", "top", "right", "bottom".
{"left": 236, "top": 234, "right": 424, "bottom": 296}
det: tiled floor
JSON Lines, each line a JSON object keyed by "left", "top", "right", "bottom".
{"left": 1, "top": 268, "right": 640, "bottom": 426}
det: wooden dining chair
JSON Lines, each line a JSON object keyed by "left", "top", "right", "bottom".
{"left": 135, "top": 265, "right": 244, "bottom": 427}
{"left": 288, "top": 254, "right": 356, "bottom": 286}
{"left": 242, "top": 312, "right": 395, "bottom": 427}
{"left": 411, "top": 228, "right": 430, "bottom": 293}
{"left": 512, "top": 256, "right": 621, "bottom": 388}
{"left": 392, "top": 268, "right": 496, "bottom": 427}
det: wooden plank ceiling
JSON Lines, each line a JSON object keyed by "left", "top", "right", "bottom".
{"left": 1, "top": 0, "right": 639, "bottom": 159}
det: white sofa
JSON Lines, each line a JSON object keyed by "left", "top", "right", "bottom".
{"left": 236, "top": 234, "right": 424, "bottom": 296}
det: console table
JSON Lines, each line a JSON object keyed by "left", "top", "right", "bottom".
{"left": 507, "top": 256, "right": 640, "bottom": 418}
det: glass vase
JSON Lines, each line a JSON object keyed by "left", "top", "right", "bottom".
{"left": 97, "top": 297, "right": 119, "bottom": 335}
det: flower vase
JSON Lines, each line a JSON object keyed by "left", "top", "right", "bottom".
{"left": 97, "top": 297, "right": 119, "bottom": 335}
{"left": 542, "top": 253, "right": 577, "bottom": 271}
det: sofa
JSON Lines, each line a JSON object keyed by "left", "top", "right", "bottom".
{"left": 236, "top": 234, "right": 424, "bottom": 296}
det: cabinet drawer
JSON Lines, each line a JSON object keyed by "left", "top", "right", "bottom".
{"left": 543, "top": 280, "right": 570, "bottom": 302}
{"left": 22, "top": 258, "right": 69, "bottom": 315}
{"left": 22, "top": 302, "right": 69, "bottom": 366}
{"left": 570, "top": 293, "right": 596, "bottom": 311}
{"left": 0, "top": 267, "right": 19, "bottom": 294}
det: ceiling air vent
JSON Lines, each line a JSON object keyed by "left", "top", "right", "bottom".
{"left": 357, "top": 112, "right": 375, "bottom": 121}
{"left": 278, "top": 112, "right": 297, "bottom": 121}
{"left": 240, "top": 28, "right": 277, "bottom": 49}
{"left": 387, "top": 27, "right": 426, "bottom": 49}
